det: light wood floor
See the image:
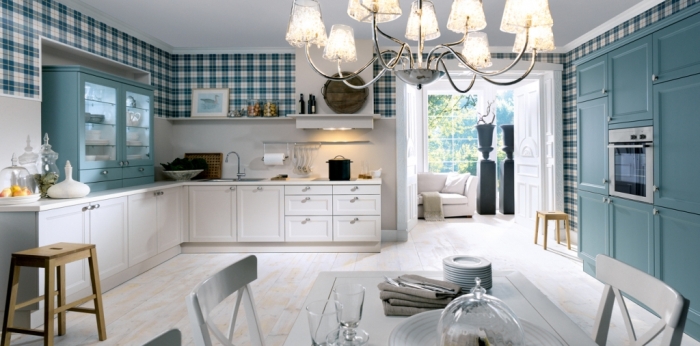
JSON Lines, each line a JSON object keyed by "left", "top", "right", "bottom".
{"left": 6, "top": 214, "right": 699, "bottom": 345}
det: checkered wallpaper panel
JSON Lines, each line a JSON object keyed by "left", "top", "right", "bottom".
{"left": 170, "top": 54, "right": 295, "bottom": 118}
{"left": 0, "top": 0, "right": 172, "bottom": 117}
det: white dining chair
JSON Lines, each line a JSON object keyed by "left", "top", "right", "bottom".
{"left": 593, "top": 255, "right": 689, "bottom": 346}
{"left": 142, "top": 328, "right": 181, "bottom": 346}
{"left": 186, "top": 255, "right": 265, "bottom": 346}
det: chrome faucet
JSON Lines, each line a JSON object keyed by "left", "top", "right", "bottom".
{"left": 225, "top": 151, "right": 246, "bottom": 180}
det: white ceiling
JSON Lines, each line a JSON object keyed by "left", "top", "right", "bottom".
{"left": 58, "top": 0, "right": 662, "bottom": 53}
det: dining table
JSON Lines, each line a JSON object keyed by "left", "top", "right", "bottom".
{"left": 283, "top": 270, "right": 596, "bottom": 346}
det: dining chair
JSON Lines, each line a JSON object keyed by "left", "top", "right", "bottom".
{"left": 593, "top": 255, "right": 689, "bottom": 346}
{"left": 142, "top": 328, "right": 181, "bottom": 346}
{"left": 186, "top": 255, "right": 265, "bottom": 346}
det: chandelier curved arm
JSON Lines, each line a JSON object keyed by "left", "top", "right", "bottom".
{"left": 439, "top": 59, "right": 477, "bottom": 94}
{"left": 304, "top": 43, "right": 376, "bottom": 81}
{"left": 375, "top": 26, "right": 414, "bottom": 69}
{"left": 372, "top": 13, "right": 413, "bottom": 70}
{"left": 427, "top": 35, "right": 467, "bottom": 68}
{"left": 481, "top": 49, "right": 538, "bottom": 85}
{"left": 339, "top": 51, "right": 407, "bottom": 90}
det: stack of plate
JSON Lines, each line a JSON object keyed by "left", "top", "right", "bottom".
{"left": 443, "top": 255, "right": 492, "bottom": 291}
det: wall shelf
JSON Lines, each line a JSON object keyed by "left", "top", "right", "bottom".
{"left": 162, "top": 116, "right": 295, "bottom": 122}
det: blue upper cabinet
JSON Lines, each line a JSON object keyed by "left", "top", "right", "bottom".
{"left": 608, "top": 36, "right": 653, "bottom": 124}
{"left": 577, "top": 55, "right": 608, "bottom": 102}
{"left": 653, "top": 13, "right": 700, "bottom": 84}
{"left": 654, "top": 207, "right": 700, "bottom": 338}
{"left": 609, "top": 197, "right": 654, "bottom": 276}
{"left": 653, "top": 73, "right": 700, "bottom": 214}
{"left": 578, "top": 190, "right": 610, "bottom": 276}
{"left": 577, "top": 98, "right": 609, "bottom": 195}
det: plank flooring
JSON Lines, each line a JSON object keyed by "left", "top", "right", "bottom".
{"left": 6, "top": 214, "right": 699, "bottom": 345}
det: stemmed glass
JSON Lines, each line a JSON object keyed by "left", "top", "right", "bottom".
{"left": 327, "top": 283, "right": 369, "bottom": 345}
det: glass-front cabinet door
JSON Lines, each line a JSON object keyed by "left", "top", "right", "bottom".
{"left": 81, "top": 75, "right": 121, "bottom": 169}
{"left": 123, "top": 86, "right": 152, "bottom": 167}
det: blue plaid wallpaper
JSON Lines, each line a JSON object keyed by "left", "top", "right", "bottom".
{"left": 170, "top": 54, "right": 295, "bottom": 118}
{"left": 0, "top": 0, "right": 172, "bottom": 117}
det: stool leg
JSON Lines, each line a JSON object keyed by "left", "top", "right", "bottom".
{"left": 543, "top": 218, "right": 548, "bottom": 250}
{"left": 44, "top": 259, "right": 55, "bottom": 346}
{"left": 88, "top": 248, "right": 107, "bottom": 341}
{"left": 2, "top": 259, "right": 20, "bottom": 346}
{"left": 534, "top": 215, "right": 540, "bottom": 245}
{"left": 556, "top": 220, "right": 561, "bottom": 245}
{"left": 57, "top": 264, "right": 66, "bottom": 336}
{"left": 565, "top": 218, "right": 571, "bottom": 250}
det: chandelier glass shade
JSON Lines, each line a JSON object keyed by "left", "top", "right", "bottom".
{"left": 285, "top": 0, "right": 556, "bottom": 92}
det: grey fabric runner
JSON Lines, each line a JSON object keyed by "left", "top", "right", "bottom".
{"left": 382, "top": 300, "right": 437, "bottom": 317}
{"left": 421, "top": 191, "right": 444, "bottom": 221}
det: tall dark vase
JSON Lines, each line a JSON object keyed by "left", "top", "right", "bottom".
{"left": 499, "top": 125, "right": 515, "bottom": 214}
{"left": 476, "top": 124, "right": 496, "bottom": 215}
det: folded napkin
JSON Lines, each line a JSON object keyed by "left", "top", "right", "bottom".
{"left": 379, "top": 291, "right": 455, "bottom": 305}
{"left": 379, "top": 275, "right": 462, "bottom": 316}
{"left": 399, "top": 274, "right": 462, "bottom": 294}
{"left": 382, "top": 300, "right": 437, "bottom": 317}
{"left": 387, "top": 299, "right": 447, "bottom": 309}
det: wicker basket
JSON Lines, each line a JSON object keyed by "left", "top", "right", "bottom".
{"left": 184, "top": 153, "right": 222, "bottom": 179}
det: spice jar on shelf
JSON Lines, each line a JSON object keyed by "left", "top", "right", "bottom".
{"left": 247, "top": 99, "right": 261, "bottom": 117}
{"left": 263, "top": 100, "right": 278, "bottom": 117}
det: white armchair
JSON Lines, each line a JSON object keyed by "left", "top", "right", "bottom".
{"left": 417, "top": 173, "right": 478, "bottom": 218}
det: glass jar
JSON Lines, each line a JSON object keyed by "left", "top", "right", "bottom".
{"left": 263, "top": 99, "right": 279, "bottom": 117}
{"left": 36, "top": 133, "right": 60, "bottom": 197}
{"left": 438, "top": 278, "right": 524, "bottom": 346}
{"left": 247, "top": 99, "right": 261, "bottom": 117}
{"left": 18, "top": 135, "right": 39, "bottom": 175}
{"left": 0, "top": 154, "right": 38, "bottom": 200}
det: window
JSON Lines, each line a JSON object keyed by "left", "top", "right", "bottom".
{"left": 427, "top": 93, "right": 481, "bottom": 175}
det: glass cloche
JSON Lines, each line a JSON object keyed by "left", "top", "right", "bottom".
{"left": 438, "top": 278, "right": 525, "bottom": 346}
{"left": 0, "top": 154, "right": 39, "bottom": 204}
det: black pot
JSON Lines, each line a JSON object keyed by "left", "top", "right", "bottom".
{"left": 327, "top": 155, "right": 352, "bottom": 181}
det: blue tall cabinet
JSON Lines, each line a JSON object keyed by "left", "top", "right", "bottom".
{"left": 576, "top": 9, "right": 700, "bottom": 340}
{"left": 41, "top": 66, "right": 155, "bottom": 191}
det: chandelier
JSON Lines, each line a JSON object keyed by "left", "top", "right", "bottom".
{"left": 285, "top": 0, "right": 555, "bottom": 92}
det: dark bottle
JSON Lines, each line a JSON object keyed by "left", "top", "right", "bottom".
{"left": 308, "top": 94, "right": 313, "bottom": 114}
{"left": 312, "top": 95, "right": 317, "bottom": 114}
{"left": 299, "top": 94, "right": 305, "bottom": 114}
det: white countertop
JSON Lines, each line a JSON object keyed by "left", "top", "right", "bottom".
{"left": 0, "top": 178, "right": 382, "bottom": 212}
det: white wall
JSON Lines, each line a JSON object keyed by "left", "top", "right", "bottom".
{"left": 0, "top": 96, "right": 42, "bottom": 166}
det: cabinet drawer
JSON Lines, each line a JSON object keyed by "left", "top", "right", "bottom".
{"left": 333, "top": 216, "right": 381, "bottom": 242}
{"left": 333, "top": 195, "right": 381, "bottom": 215}
{"left": 123, "top": 165, "right": 154, "bottom": 179}
{"left": 80, "top": 168, "right": 123, "bottom": 183}
{"left": 285, "top": 195, "right": 332, "bottom": 216}
{"left": 285, "top": 185, "right": 332, "bottom": 195}
{"left": 333, "top": 185, "right": 381, "bottom": 195}
{"left": 285, "top": 216, "right": 333, "bottom": 242}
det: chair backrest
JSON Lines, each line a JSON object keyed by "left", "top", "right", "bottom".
{"left": 593, "top": 255, "right": 689, "bottom": 346}
{"left": 142, "top": 328, "right": 181, "bottom": 346}
{"left": 186, "top": 255, "right": 265, "bottom": 346}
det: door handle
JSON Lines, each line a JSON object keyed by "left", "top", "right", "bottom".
{"left": 101, "top": 170, "right": 108, "bottom": 175}
{"left": 351, "top": 186, "right": 359, "bottom": 191}
{"left": 119, "top": 161, "right": 124, "bottom": 166}
{"left": 603, "top": 179, "right": 608, "bottom": 184}
{"left": 303, "top": 186, "right": 311, "bottom": 191}
{"left": 125, "top": 161, "right": 130, "bottom": 166}
{"left": 652, "top": 74, "right": 659, "bottom": 81}
{"left": 602, "top": 89, "right": 607, "bottom": 94}
{"left": 351, "top": 197, "right": 359, "bottom": 202}
{"left": 607, "top": 116, "right": 612, "bottom": 122}
{"left": 82, "top": 206, "right": 89, "bottom": 212}
{"left": 653, "top": 208, "right": 659, "bottom": 215}
{"left": 303, "top": 197, "right": 311, "bottom": 202}
{"left": 653, "top": 185, "right": 659, "bottom": 192}
{"left": 351, "top": 217, "right": 360, "bottom": 224}
{"left": 230, "top": 187, "right": 236, "bottom": 191}
{"left": 257, "top": 186, "right": 263, "bottom": 190}
{"left": 138, "top": 167, "right": 145, "bottom": 172}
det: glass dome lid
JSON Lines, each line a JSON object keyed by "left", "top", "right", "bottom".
{"left": 438, "top": 278, "right": 524, "bottom": 346}
{"left": 0, "top": 153, "right": 38, "bottom": 198}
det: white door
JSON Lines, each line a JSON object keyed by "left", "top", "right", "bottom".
{"left": 514, "top": 81, "right": 543, "bottom": 227}
{"left": 237, "top": 185, "right": 284, "bottom": 242}
{"left": 157, "top": 187, "right": 182, "bottom": 252}
{"left": 189, "top": 186, "right": 236, "bottom": 242}
{"left": 89, "top": 197, "right": 129, "bottom": 279}
{"left": 396, "top": 80, "right": 419, "bottom": 233}
{"left": 127, "top": 192, "right": 158, "bottom": 266}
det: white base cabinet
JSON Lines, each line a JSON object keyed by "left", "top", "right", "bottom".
{"left": 128, "top": 187, "right": 182, "bottom": 266}
{"left": 285, "top": 216, "right": 333, "bottom": 242}
{"left": 88, "top": 197, "right": 129, "bottom": 280}
{"left": 333, "top": 216, "right": 382, "bottom": 242}
{"left": 237, "top": 185, "right": 284, "bottom": 242}
{"left": 157, "top": 188, "right": 182, "bottom": 252}
{"left": 189, "top": 186, "right": 237, "bottom": 242}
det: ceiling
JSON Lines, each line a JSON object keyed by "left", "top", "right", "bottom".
{"left": 60, "top": 0, "right": 659, "bottom": 53}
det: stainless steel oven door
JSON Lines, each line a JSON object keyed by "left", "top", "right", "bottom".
{"left": 608, "top": 144, "right": 654, "bottom": 203}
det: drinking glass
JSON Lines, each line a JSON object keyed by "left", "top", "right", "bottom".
{"left": 329, "top": 283, "right": 369, "bottom": 345}
{"left": 306, "top": 300, "right": 339, "bottom": 346}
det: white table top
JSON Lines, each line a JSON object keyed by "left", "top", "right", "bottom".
{"left": 284, "top": 271, "right": 595, "bottom": 346}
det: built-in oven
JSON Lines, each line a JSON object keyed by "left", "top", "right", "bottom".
{"left": 608, "top": 126, "right": 654, "bottom": 203}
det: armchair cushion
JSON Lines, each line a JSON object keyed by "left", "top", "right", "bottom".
{"left": 441, "top": 173, "right": 470, "bottom": 194}
{"left": 418, "top": 193, "right": 469, "bottom": 205}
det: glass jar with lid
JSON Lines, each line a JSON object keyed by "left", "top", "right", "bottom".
{"left": 247, "top": 99, "right": 261, "bottom": 117}
{"left": 36, "top": 133, "right": 60, "bottom": 197}
{"left": 0, "top": 154, "right": 40, "bottom": 204}
{"left": 438, "top": 278, "right": 524, "bottom": 346}
{"left": 263, "top": 99, "right": 279, "bottom": 117}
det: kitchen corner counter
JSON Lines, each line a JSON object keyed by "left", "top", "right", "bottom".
{"left": 0, "top": 178, "right": 382, "bottom": 212}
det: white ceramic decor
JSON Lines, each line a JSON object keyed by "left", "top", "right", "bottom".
{"left": 47, "top": 161, "right": 90, "bottom": 198}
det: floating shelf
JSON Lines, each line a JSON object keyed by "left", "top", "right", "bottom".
{"left": 163, "top": 116, "right": 295, "bottom": 122}
{"left": 290, "top": 114, "right": 381, "bottom": 130}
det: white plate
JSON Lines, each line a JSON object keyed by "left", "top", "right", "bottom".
{"left": 443, "top": 255, "right": 491, "bottom": 269}
{"left": 388, "top": 310, "right": 566, "bottom": 346}
{"left": 126, "top": 140, "right": 143, "bottom": 146}
{"left": 0, "top": 194, "right": 41, "bottom": 205}
{"left": 126, "top": 155, "right": 143, "bottom": 160}
{"left": 85, "top": 139, "right": 110, "bottom": 145}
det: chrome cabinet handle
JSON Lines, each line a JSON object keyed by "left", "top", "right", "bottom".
{"left": 303, "top": 186, "right": 311, "bottom": 191}
{"left": 602, "top": 89, "right": 607, "bottom": 94}
{"left": 119, "top": 161, "right": 124, "bottom": 166}
{"left": 653, "top": 208, "right": 659, "bottom": 215}
{"left": 101, "top": 170, "right": 108, "bottom": 175}
{"left": 303, "top": 197, "right": 311, "bottom": 202}
{"left": 154, "top": 191, "right": 158, "bottom": 196}
{"left": 652, "top": 74, "right": 659, "bottom": 81}
{"left": 82, "top": 206, "right": 89, "bottom": 212}
{"left": 603, "top": 197, "right": 607, "bottom": 203}
{"left": 257, "top": 186, "right": 263, "bottom": 190}
{"left": 125, "top": 161, "right": 130, "bottom": 166}
{"left": 653, "top": 185, "right": 659, "bottom": 192}
{"left": 351, "top": 197, "right": 359, "bottom": 202}
{"left": 138, "top": 167, "right": 145, "bottom": 172}
{"left": 95, "top": 204, "right": 100, "bottom": 209}
{"left": 230, "top": 187, "right": 236, "bottom": 191}
{"left": 603, "top": 179, "right": 608, "bottom": 184}
{"left": 607, "top": 199, "right": 612, "bottom": 204}
{"left": 351, "top": 186, "right": 359, "bottom": 191}
{"left": 351, "top": 217, "right": 360, "bottom": 224}
{"left": 608, "top": 116, "right": 612, "bottom": 122}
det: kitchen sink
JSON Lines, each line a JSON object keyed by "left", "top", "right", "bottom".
{"left": 201, "top": 178, "right": 266, "bottom": 182}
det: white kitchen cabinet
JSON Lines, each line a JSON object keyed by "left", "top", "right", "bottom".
{"left": 333, "top": 215, "right": 382, "bottom": 241}
{"left": 189, "top": 186, "right": 237, "bottom": 242}
{"left": 237, "top": 185, "right": 284, "bottom": 242}
{"left": 285, "top": 185, "right": 333, "bottom": 195}
{"left": 333, "top": 185, "right": 382, "bottom": 195}
{"left": 285, "top": 195, "right": 333, "bottom": 216}
{"left": 128, "top": 192, "right": 158, "bottom": 266}
{"left": 89, "top": 197, "right": 129, "bottom": 280}
{"left": 285, "top": 216, "right": 333, "bottom": 242}
{"left": 333, "top": 195, "right": 382, "bottom": 216}
{"left": 157, "top": 188, "right": 182, "bottom": 252}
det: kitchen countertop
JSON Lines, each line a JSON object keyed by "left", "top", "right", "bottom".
{"left": 0, "top": 178, "right": 382, "bottom": 212}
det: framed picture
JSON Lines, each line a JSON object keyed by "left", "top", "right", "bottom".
{"left": 191, "top": 88, "right": 229, "bottom": 117}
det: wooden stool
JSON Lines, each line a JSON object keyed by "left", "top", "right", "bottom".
{"left": 1, "top": 243, "right": 107, "bottom": 346}
{"left": 534, "top": 211, "right": 571, "bottom": 250}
